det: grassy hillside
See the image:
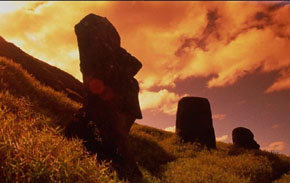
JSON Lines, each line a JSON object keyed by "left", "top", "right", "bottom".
{"left": 0, "top": 56, "right": 289, "bottom": 183}
{"left": 0, "top": 36, "right": 84, "bottom": 102}
{"left": 0, "top": 57, "right": 120, "bottom": 182}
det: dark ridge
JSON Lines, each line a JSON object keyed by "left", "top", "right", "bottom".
{"left": 0, "top": 35, "right": 84, "bottom": 103}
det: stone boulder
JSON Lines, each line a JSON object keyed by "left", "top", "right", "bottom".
{"left": 176, "top": 97, "right": 216, "bottom": 149}
{"left": 232, "top": 127, "right": 260, "bottom": 150}
{"left": 68, "top": 13, "right": 143, "bottom": 180}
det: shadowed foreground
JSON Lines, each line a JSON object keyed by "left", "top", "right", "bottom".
{"left": 0, "top": 57, "right": 289, "bottom": 182}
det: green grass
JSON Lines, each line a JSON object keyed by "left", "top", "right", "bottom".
{"left": 0, "top": 56, "right": 289, "bottom": 183}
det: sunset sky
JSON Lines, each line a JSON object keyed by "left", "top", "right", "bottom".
{"left": 0, "top": 1, "right": 289, "bottom": 154}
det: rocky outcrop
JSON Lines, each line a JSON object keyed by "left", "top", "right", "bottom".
{"left": 68, "top": 13, "right": 143, "bottom": 180}
{"left": 0, "top": 36, "right": 84, "bottom": 103}
{"left": 176, "top": 97, "right": 216, "bottom": 149}
{"left": 232, "top": 127, "right": 260, "bottom": 150}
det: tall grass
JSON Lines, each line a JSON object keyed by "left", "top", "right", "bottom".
{"left": 0, "top": 56, "right": 289, "bottom": 183}
{"left": 0, "top": 57, "right": 121, "bottom": 182}
{"left": 0, "top": 57, "right": 80, "bottom": 127}
{"left": 0, "top": 91, "right": 120, "bottom": 182}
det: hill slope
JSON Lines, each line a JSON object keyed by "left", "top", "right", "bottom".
{"left": 0, "top": 36, "right": 84, "bottom": 103}
{"left": 0, "top": 57, "right": 119, "bottom": 182}
{"left": 0, "top": 56, "right": 289, "bottom": 183}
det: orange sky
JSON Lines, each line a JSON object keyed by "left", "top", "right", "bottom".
{"left": 0, "top": 1, "right": 289, "bottom": 154}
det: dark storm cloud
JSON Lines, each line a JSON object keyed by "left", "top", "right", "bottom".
{"left": 267, "top": 1, "right": 290, "bottom": 12}
{"left": 175, "top": 9, "right": 220, "bottom": 57}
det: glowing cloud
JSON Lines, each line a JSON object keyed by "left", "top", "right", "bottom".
{"left": 263, "top": 141, "right": 286, "bottom": 152}
{"left": 266, "top": 68, "right": 290, "bottom": 93}
{"left": 164, "top": 126, "right": 176, "bottom": 133}
{"left": 139, "top": 89, "right": 186, "bottom": 115}
{"left": 216, "top": 135, "right": 228, "bottom": 142}
{"left": 0, "top": 1, "right": 289, "bottom": 94}
{"left": 212, "top": 114, "right": 226, "bottom": 120}
{"left": 271, "top": 124, "right": 280, "bottom": 129}
{"left": 0, "top": 2, "right": 27, "bottom": 14}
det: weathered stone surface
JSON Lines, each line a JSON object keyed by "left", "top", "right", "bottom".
{"left": 232, "top": 127, "right": 260, "bottom": 150}
{"left": 75, "top": 13, "right": 142, "bottom": 120}
{"left": 176, "top": 97, "right": 216, "bottom": 149}
{"left": 71, "top": 13, "right": 143, "bottom": 180}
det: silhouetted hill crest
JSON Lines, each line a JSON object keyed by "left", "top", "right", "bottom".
{"left": 0, "top": 35, "right": 84, "bottom": 102}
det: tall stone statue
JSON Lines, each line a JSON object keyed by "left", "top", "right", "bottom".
{"left": 176, "top": 97, "right": 216, "bottom": 149}
{"left": 67, "top": 13, "right": 143, "bottom": 180}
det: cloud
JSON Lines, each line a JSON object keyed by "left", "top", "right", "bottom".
{"left": 139, "top": 89, "right": 186, "bottom": 115}
{"left": 0, "top": 2, "right": 289, "bottom": 93}
{"left": 271, "top": 124, "right": 280, "bottom": 129}
{"left": 263, "top": 141, "right": 286, "bottom": 152}
{"left": 133, "top": 2, "right": 290, "bottom": 92}
{"left": 212, "top": 114, "right": 226, "bottom": 120}
{"left": 0, "top": 1, "right": 84, "bottom": 80}
{"left": 206, "top": 27, "right": 290, "bottom": 88}
{"left": 0, "top": 2, "right": 27, "bottom": 14}
{"left": 216, "top": 135, "right": 228, "bottom": 142}
{"left": 265, "top": 68, "right": 290, "bottom": 93}
{"left": 175, "top": 9, "right": 219, "bottom": 56}
{"left": 164, "top": 126, "right": 175, "bottom": 132}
